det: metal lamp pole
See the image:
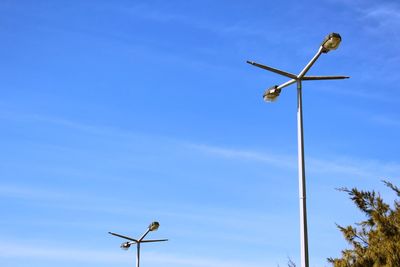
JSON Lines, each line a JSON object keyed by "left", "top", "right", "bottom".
{"left": 109, "top": 221, "right": 168, "bottom": 267}
{"left": 247, "top": 33, "right": 348, "bottom": 267}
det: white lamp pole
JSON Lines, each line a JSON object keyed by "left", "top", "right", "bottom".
{"left": 247, "top": 33, "right": 348, "bottom": 267}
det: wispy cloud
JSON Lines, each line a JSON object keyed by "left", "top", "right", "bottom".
{"left": 360, "top": 3, "right": 400, "bottom": 31}
{"left": 0, "top": 184, "right": 69, "bottom": 200}
{"left": 145, "top": 251, "right": 270, "bottom": 267}
{"left": 0, "top": 242, "right": 129, "bottom": 264}
{"left": 0, "top": 109, "right": 129, "bottom": 139}
{"left": 0, "top": 242, "right": 271, "bottom": 267}
{"left": 333, "top": 0, "right": 400, "bottom": 38}
{"left": 122, "top": 3, "right": 271, "bottom": 39}
{"left": 188, "top": 143, "right": 400, "bottom": 179}
{"left": 187, "top": 143, "right": 296, "bottom": 169}
{"left": 3, "top": 110, "right": 399, "bottom": 181}
{"left": 370, "top": 114, "right": 400, "bottom": 128}
{"left": 0, "top": 180, "right": 295, "bottom": 249}
{"left": 0, "top": 183, "right": 154, "bottom": 216}
{"left": 0, "top": 181, "right": 289, "bottom": 229}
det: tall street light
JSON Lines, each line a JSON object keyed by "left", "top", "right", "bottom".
{"left": 109, "top": 221, "right": 168, "bottom": 267}
{"left": 247, "top": 33, "right": 348, "bottom": 267}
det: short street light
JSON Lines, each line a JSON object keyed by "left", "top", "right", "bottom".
{"left": 247, "top": 33, "right": 349, "bottom": 267}
{"left": 109, "top": 221, "right": 168, "bottom": 267}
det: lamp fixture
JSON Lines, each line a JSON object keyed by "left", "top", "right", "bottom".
{"left": 321, "top": 32, "right": 341, "bottom": 53}
{"left": 263, "top": 86, "right": 281, "bottom": 102}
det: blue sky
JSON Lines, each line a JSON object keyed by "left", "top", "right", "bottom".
{"left": 0, "top": 0, "right": 399, "bottom": 266}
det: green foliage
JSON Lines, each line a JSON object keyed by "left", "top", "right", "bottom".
{"left": 328, "top": 181, "right": 400, "bottom": 267}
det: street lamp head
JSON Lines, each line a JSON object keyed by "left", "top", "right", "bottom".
{"left": 263, "top": 86, "right": 281, "bottom": 102}
{"left": 120, "top": 242, "right": 131, "bottom": 250}
{"left": 148, "top": 221, "right": 160, "bottom": 231}
{"left": 321, "top": 33, "right": 341, "bottom": 53}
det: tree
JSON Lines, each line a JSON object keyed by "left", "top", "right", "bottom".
{"left": 328, "top": 181, "right": 400, "bottom": 267}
